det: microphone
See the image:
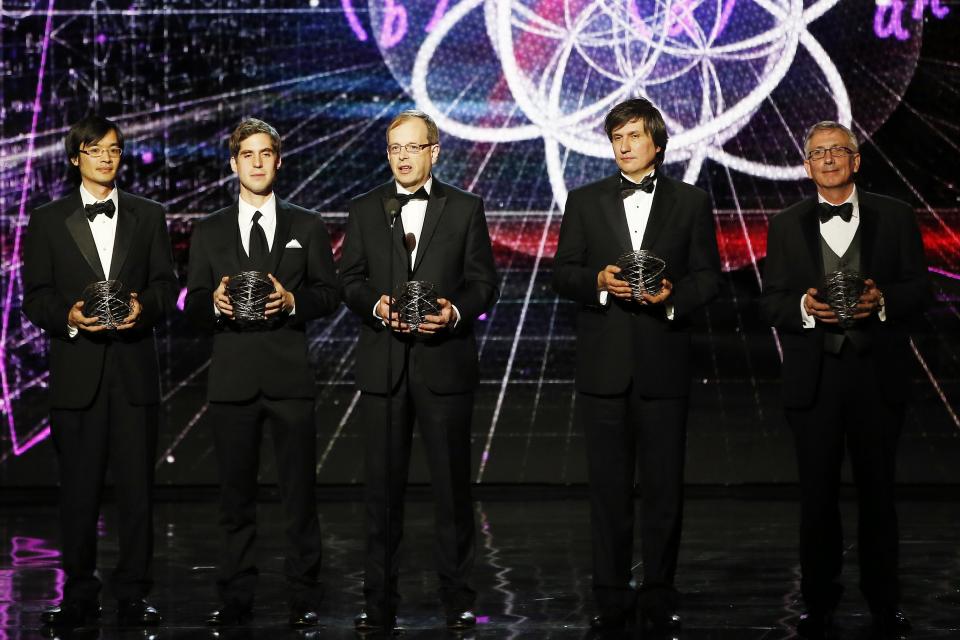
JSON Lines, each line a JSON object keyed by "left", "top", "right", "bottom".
{"left": 384, "top": 197, "right": 402, "bottom": 226}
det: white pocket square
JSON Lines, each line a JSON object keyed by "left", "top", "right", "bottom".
{"left": 285, "top": 239, "right": 302, "bottom": 249}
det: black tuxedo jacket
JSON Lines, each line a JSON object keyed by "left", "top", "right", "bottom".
{"left": 22, "top": 189, "right": 177, "bottom": 408}
{"left": 340, "top": 179, "right": 499, "bottom": 394}
{"left": 759, "top": 191, "right": 931, "bottom": 408}
{"left": 552, "top": 173, "right": 722, "bottom": 397}
{"left": 184, "top": 199, "right": 339, "bottom": 402}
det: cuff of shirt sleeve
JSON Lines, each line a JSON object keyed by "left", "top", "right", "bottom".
{"left": 598, "top": 290, "right": 609, "bottom": 306}
{"left": 800, "top": 294, "right": 816, "bottom": 328}
{"left": 67, "top": 324, "right": 79, "bottom": 339}
{"left": 373, "top": 299, "right": 387, "bottom": 326}
{"left": 451, "top": 304, "right": 461, "bottom": 328}
{"left": 665, "top": 303, "right": 675, "bottom": 321}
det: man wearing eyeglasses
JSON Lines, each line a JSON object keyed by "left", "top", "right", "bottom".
{"left": 184, "top": 118, "right": 339, "bottom": 628}
{"left": 760, "top": 121, "right": 930, "bottom": 639}
{"left": 339, "top": 110, "right": 498, "bottom": 631}
{"left": 22, "top": 115, "right": 177, "bottom": 629}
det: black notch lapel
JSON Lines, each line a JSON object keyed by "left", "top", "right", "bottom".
{"left": 220, "top": 203, "right": 243, "bottom": 276}
{"left": 601, "top": 175, "right": 632, "bottom": 253}
{"left": 411, "top": 185, "right": 446, "bottom": 274}
{"left": 857, "top": 194, "right": 878, "bottom": 278}
{"left": 639, "top": 176, "right": 675, "bottom": 250}
{"left": 799, "top": 198, "right": 825, "bottom": 283}
{"left": 269, "top": 199, "right": 294, "bottom": 275}
{"left": 380, "top": 191, "right": 412, "bottom": 264}
{"left": 64, "top": 194, "right": 106, "bottom": 281}
{"left": 108, "top": 191, "right": 137, "bottom": 280}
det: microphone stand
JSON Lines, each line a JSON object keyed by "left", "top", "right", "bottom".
{"left": 382, "top": 197, "right": 401, "bottom": 631}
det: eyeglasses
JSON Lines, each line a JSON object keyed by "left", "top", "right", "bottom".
{"left": 387, "top": 143, "right": 435, "bottom": 156}
{"left": 79, "top": 146, "right": 123, "bottom": 159}
{"left": 806, "top": 146, "right": 855, "bottom": 161}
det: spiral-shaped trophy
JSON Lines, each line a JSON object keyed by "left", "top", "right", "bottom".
{"left": 81, "top": 280, "right": 131, "bottom": 328}
{"left": 393, "top": 280, "right": 441, "bottom": 333}
{"left": 615, "top": 249, "right": 667, "bottom": 300}
{"left": 822, "top": 270, "right": 865, "bottom": 328}
{"left": 226, "top": 271, "right": 274, "bottom": 323}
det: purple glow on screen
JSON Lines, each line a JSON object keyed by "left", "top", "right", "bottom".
{"left": 95, "top": 33, "right": 107, "bottom": 45}
{"left": 141, "top": 150, "right": 154, "bottom": 164}
{"left": 875, "top": 0, "right": 950, "bottom": 39}
{"left": 341, "top": 0, "right": 368, "bottom": 42}
{"left": 176, "top": 287, "right": 188, "bottom": 311}
{"left": 2, "top": 0, "right": 56, "bottom": 458}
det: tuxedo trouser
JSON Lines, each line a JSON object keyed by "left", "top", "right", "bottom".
{"left": 49, "top": 344, "right": 158, "bottom": 604}
{"left": 209, "top": 395, "right": 322, "bottom": 608}
{"left": 578, "top": 386, "right": 687, "bottom": 617}
{"left": 360, "top": 346, "right": 476, "bottom": 615}
{"left": 786, "top": 343, "right": 902, "bottom": 615}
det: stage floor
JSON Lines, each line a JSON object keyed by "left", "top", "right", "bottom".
{"left": 1, "top": 495, "right": 958, "bottom": 639}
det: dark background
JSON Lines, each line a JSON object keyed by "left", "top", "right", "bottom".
{"left": 1, "top": 1, "right": 958, "bottom": 487}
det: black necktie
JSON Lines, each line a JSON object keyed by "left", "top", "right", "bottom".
{"left": 818, "top": 202, "right": 853, "bottom": 223}
{"left": 620, "top": 174, "right": 655, "bottom": 198}
{"left": 396, "top": 187, "right": 429, "bottom": 208}
{"left": 249, "top": 211, "right": 270, "bottom": 271}
{"left": 84, "top": 200, "right": 115, "bottom": 221}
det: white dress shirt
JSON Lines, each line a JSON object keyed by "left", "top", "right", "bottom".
{"left": 215, "top": 192, "right": 295, "bottom": 317}
{"left": 373, "top": 177, "right": 459, "bottom": 327}
{"left": 598, "top": 172, "right": 674, "bottom": 319}
{"left": 80, "top": 184, "right": 120, "bottom": 278}
{"left": 69, "top": 186, "right": 120, "bottom": 337}
{"left": 238, "top": 192, "right": 277, "bottom": 253}
{"left": 800, "top": 187, "right": 884, "bottom": 326}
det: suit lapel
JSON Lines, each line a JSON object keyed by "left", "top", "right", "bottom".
{"left": 379, "top": 185, "right": 411, "bottom": 265}
{"left": 601, "top": 174, "right": 631, "bottom": 253}
{"left": 640, "top": 175, "right": 675, "bottom": 250}
{"left": 218, "top": 203, "right": 243, "bottom": 276}
{"left": 108, "top": 190, "right": 137, "bottom": 280}
{"left": 64, "top": 192, "right": 106, "bottom": 280}
{"left": 857, "top": 192, "right": 877, "bottom": 277}
{"left": 799, "top": 198, "right": 824, "bottom": 282}
{"left": 269, "top": 199, "right": 294, "bottom": 275}
{"left": 411, "top": 182, "right": 447, "bottom": 274}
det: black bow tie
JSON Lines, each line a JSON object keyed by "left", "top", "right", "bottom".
{"left": 396, "top": 187, "right": 429, "bottom": 208}
{"left": 620, "top": 174, "right": 655, "bottom": 198}
{"left": 818, "top": 202, "right": 853, "bottom": 223}
{"left": 84, "top": 200, "right": 116, "bottom": 221}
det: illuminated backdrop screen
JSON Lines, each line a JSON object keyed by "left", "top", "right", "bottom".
{"left": 2, "top": 1, "right": 958, "bottom": 486}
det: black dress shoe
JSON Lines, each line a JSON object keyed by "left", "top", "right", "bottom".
{"left": 589, "top": 613, "right": 627, "bottom": 631}
{"left": 289, "top": 605, "right": 320, "bottom": 628}
{"left": 117, "top": 599, "right": 162, "bottom": 626}
{"left": 869, "top": 609, "right": 911, "bottom": 638}
{"left": 446, "top": 610, "right": 476, "bottom": 630}
{"left": 354, "top": 610, "right": 398, "bottom": 632}
{"left": 206, "top": 603, "right": 253, "bottom": 626}
{"left": 796, "top": 610, "right": 833, "bottom": 638}
{"left": 40, "top": 602, "right": 102, "bottom": 627}
{"left": 891, "top": 610, "right": 911, "bottom": 632}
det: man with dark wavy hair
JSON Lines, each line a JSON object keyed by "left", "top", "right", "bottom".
{"left": 553, "top": 97, "right": 721, "bottom": 633}
{"left": 23, "top": 114, "right": 177, "bottom": 629}
{"left": 761, "top": 121, "right": 930, "bottom": 639}
{"left": 185, "top": 117, "right": 339, "bottom": 628}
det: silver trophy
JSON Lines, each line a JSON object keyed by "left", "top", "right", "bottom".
{"left": 822, "top": 270, "right": 865, "bottom": 328}
{"left": 81, "top": 280, "right": 131, "bottom": 328}
{"left": 615, "top": 249, "right": 667, "bottom": 299}
{"left": 393, "top": 280, "right": 441, "bottom": 332}
{"left": 226, "top": 271, "right": 274, "bottom": 322}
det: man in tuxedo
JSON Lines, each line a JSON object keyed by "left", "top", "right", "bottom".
{"left": 552, "top": 98, "right": 721, "bottom": 633}
{"left": 184, "top": 118, "right": 339, "bottom": 628}
{"left": 760, "top": 121, "right": 930, "bottom": 638}
{"left": 340, "top": 110, "right": 498, "bottom": 631}
{"left": 22, "top": 115, "right": 176, "bottom": 628}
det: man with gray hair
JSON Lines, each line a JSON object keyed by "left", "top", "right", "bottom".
{"left": 760, "top": 121, "right": 930, "bottom": 638}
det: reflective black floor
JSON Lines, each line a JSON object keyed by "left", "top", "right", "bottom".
{"left": 1, "top": 496, "right": 958, "bottom": 639}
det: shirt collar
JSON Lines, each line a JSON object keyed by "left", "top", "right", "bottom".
{"left": 395, "top": 176, "right": 433, "bottom": 196}
{"left": 238, "top": 192, "right": 276, "bottom": 224}
{"left": 79, "top": 184, "right": 119, "bottom": 209}
{"left": 817, "top": 186, "right": 859, "bottom": 217}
